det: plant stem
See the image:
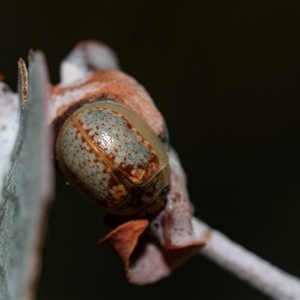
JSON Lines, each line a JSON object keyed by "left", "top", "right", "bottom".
{"left": 192, "top": 217, "right": 300, "bottom": 299}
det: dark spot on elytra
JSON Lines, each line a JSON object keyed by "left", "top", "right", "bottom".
{"left": 102, "top": 167, "right": 108, "bottom": 174}
{"left": 108, "top": 153, "right": 116, "bottom": 162}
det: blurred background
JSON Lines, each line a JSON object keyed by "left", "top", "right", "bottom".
{"left": 1, "top": 2, "right": 300, "bottom": 299}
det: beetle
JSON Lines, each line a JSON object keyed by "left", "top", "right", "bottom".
{"left": 55, "top": 99, "right": 170, "bottom": 216}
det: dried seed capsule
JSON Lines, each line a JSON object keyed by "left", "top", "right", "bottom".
{"left": 56, "top": 100, "right": 170, "bottom": 216}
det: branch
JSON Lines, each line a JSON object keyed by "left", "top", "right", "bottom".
{"left": 192, "top": 217, "right": 300, "bottom": 299}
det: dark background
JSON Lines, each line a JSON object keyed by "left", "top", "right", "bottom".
{"left": 1, "top": 2, "right": 300, "bottom": 299}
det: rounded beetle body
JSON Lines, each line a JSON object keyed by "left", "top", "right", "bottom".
{"left": 56, "top": 100, "right": 170, "bottom": 216}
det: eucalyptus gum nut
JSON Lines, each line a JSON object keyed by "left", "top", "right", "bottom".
{"left": 56, "top": 101, "right": 170, "bottom": 216}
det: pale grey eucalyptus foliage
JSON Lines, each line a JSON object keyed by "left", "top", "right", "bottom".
{"left": 0, "top": 51, "right": 53, "bottom": 299}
